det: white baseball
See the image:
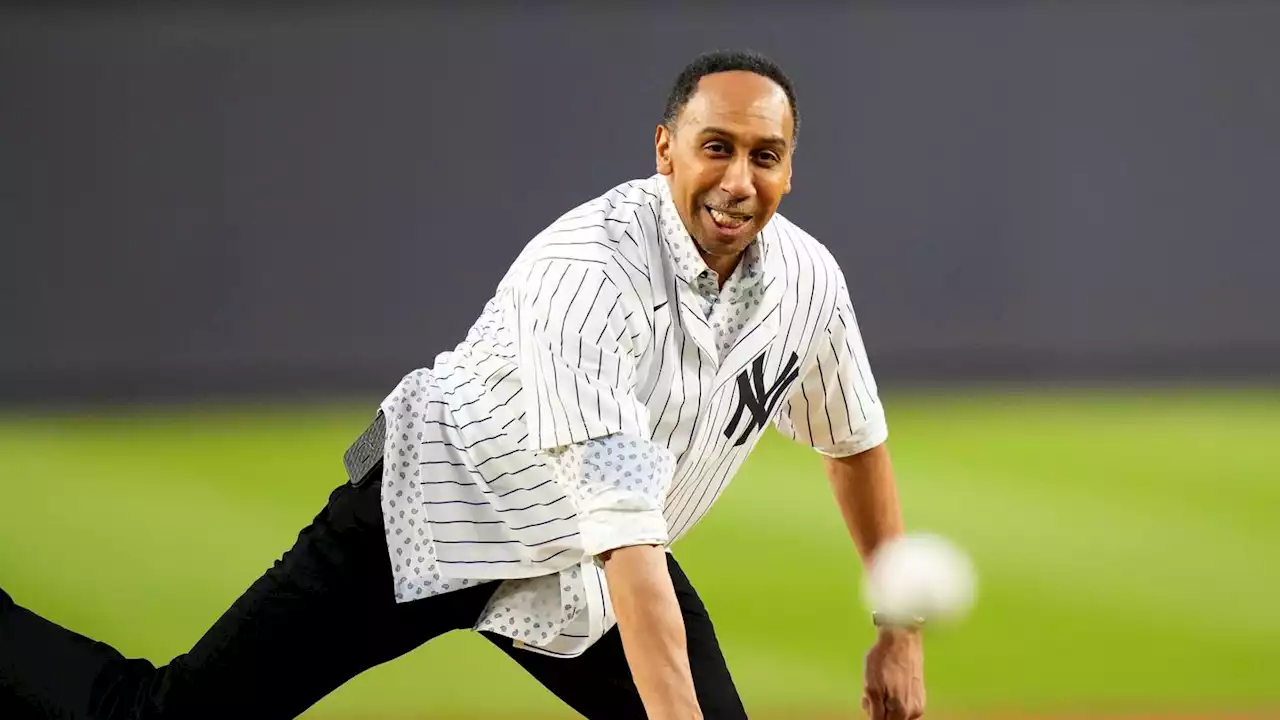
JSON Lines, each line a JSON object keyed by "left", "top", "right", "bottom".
{"left": 863, "top": 532, "right": 977, "bottom": 627}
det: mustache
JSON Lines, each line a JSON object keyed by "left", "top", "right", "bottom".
{"left": 702, "top": 200, "right": 755, "bottom": 216}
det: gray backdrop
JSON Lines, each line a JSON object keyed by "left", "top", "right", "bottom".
{"left": 3, "top": 2, "right": 1278, "bottom": 402}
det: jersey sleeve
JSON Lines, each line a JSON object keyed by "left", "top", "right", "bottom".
{"left": 514, "top": 256, "right": 673, "bottom": 555}
{"left": 774, "top": 275, "right": 888, "bottom": 457}
{"left": 514, "top": 257, "right": 650, "bottom": 451}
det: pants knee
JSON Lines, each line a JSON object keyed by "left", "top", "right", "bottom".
{"left": 90, "top": 656, "right": 163, "bottom": 719}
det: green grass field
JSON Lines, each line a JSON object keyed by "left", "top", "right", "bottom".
{"left": 2, "top": 388, "right": 1277, "bottom": 718}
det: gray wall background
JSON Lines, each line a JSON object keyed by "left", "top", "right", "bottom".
{"left": 3, "top": 2, "right": 1278, "bottom": 402}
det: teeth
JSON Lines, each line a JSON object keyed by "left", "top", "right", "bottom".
{"left": 709, "top": 208, "right": 748, "bottom": 228}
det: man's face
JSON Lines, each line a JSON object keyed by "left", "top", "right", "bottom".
{"left": 656, "top": 70, "right": 794, "bottom": 262}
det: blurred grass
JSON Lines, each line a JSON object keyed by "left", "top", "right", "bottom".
{"left": 1, "top": 388, "right": 1278, "bottom": 718}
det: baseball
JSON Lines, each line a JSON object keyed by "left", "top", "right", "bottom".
{"left": 863, "top": 532, "right": 977, "bottom": 627}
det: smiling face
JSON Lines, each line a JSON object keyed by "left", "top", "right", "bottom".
{"left": 655, "top": 70, "right": 795, "bottom": 273}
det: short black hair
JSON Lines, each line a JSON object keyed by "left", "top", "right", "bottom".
{"left": 662, "top": 49, "right": 800, "bottom": 143}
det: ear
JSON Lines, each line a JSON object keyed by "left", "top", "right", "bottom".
{"left": 655, "top": 124, "right": 674, "bottom": 175}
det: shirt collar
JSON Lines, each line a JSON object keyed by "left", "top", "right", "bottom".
{"left": 654, "top": 175, "right": 767, "bottom": 291}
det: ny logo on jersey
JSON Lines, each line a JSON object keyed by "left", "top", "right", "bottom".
{"left": 723, "top": 351, "right": 801, "bottom": 447}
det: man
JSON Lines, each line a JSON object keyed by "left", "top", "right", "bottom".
{"left": 0, "top": 50, "right": 925, "bottom": 719}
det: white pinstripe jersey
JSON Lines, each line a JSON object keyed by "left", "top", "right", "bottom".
{"left": 377, "top": 173, "right": 887, "bottom": 657}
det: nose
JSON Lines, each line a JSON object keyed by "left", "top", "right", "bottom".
{"left": 719, "top": 155, "right": 754, "bottom": 202}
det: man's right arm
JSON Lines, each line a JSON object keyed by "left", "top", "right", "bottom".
{"left": 551, "top": 435, "right": 701, "bottom": 718}
{"left": 603, "top": 544, "right": 702, "bottom": 719}
{"left": 513, "top": 259, "right": 700, "bottom": 715}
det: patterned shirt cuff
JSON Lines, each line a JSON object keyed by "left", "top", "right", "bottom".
{"left": 578, "top": 503, "right": 669, "bottom": 557}
{"left": 552, "top": 434, "right": 675, "bottom": 556}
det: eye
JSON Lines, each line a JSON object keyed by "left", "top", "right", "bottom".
{"left": 703, "top": 141, "right": 730, "bottom": 156}
{"left": 755, "top": 150, "right": 782, "bottom": 166}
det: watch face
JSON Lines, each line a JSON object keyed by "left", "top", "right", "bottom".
{"left": 872, "top": 612, "right": 925, "bottom": 629}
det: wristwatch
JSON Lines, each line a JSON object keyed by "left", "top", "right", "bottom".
{"left": 871, "top": 611, "right": 925, "bottom": 629}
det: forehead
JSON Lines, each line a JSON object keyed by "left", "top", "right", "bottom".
{"left": 678, "top": 71, "right": 794, "bottom": 140}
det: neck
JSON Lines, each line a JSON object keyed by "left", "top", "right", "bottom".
{"left": 700, "top": 250, "right": 743, "bottom": 289}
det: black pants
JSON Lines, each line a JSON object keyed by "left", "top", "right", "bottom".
{"left": 0, "top": 476, "right": 746, "bottom": 719}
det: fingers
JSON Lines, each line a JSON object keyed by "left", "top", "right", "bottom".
{"left": 884, "top": 695, "right": 910, "bottom": 720}
{"left": 863, "top": 687, "right": 887, "bottom": 720}
{"left": 867, "top": 690, "right": 922, "bottom": 720}
{"left": 908, "top": 692, "right": 926, "bottom": 719}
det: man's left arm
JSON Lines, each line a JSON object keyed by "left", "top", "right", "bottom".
{"left": 824, "top": 444, "right": 924, "bottom": 720}
{"left": 774, "top": 273, "right": 925, "bottom": 720}
{"left": 824, "top": 444, "right": 902, "bottom": 570}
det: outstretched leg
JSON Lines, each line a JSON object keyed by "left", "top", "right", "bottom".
{"left": 1, "top": 476, "right": 498, "bottom": 719}
{"left": 1, "top": 585, "right": 150, "bottom": 719}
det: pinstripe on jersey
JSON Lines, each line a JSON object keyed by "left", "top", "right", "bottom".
{"left": 377, "top": 173, "right": 887, "bottom": 657}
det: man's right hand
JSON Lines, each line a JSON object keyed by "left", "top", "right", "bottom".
{"left": 601, "top": 544, "right": 703, "bottom": 719}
